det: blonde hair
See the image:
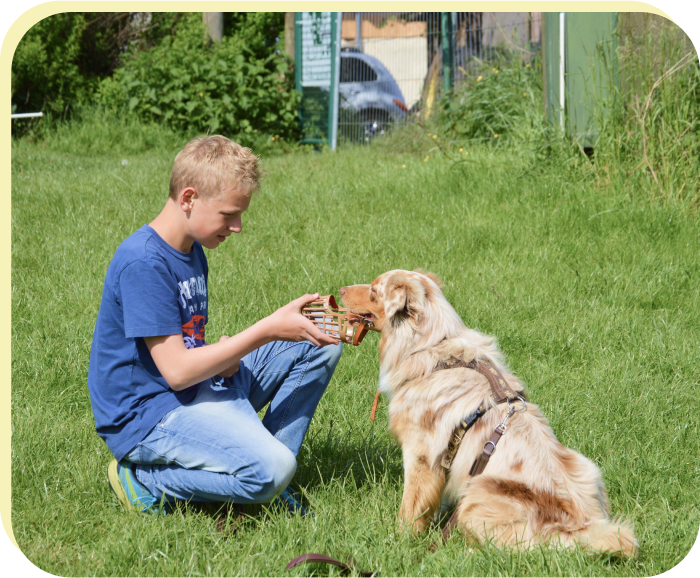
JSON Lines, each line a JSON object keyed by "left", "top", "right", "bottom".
{"left": 169, "top": 135, "right": 261, "bottom": 200}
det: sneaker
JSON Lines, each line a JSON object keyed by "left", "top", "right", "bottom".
{"left": 107, "top": 459, "right": 166, "bottom": 515}
{"left": 271, "top": 486, "right": 313, "bottom": 518}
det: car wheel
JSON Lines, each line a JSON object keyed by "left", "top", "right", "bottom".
{"left": 361, "top": 110, "right": 390, "bottom": 141}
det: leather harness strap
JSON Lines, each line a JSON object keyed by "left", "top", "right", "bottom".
{"left": 469, "top": 423, "right": 506, "bottom": 476}
{"left": 434, "top": 356, "right": 519, "bottom": 403}
{"left": 440, "top": 405, "right": 487, "bottom": 469}
{"left": 437, "top": 357, "right": 524, "bottom": 470}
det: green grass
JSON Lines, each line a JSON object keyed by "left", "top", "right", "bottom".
{"left": 11, "top": 123, "right": 700, "bottom": 576}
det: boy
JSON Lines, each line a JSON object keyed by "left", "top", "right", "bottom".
{"left": 87, "top": 135, "right": 342, "bottom": 515}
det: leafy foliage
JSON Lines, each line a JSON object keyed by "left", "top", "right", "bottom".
{"left": 98, "top": 13, "right": 300, "bottom": 143}
{"left": 11, "top": 13, "right": 181, "bottom": 118}
{"left": 12, "top": 13, "right": 97, "bottom": 116}
{"left": 12, "top": 12, "right": 299, "bottom": 145}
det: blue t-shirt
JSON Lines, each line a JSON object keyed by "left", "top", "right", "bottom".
{"left": 88, "top": 225, "right": 210, "bottom": 461}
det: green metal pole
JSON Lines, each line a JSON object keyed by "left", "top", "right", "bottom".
{"left": 295, "top": 12, "right": 303, "bottom": 138}
{"left": 441, "top": 12, "right": 454, "bottom": 95}
{"left": 328, "top": 12, "right": 341, "bottom": 150}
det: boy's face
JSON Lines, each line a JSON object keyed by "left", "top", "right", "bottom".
{"left": 187, "top": 186, "right": 251, "bottom": 250}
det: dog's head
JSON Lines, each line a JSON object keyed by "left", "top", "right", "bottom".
{"left": 340, "top": 269, "right": 460, "bottom": 341}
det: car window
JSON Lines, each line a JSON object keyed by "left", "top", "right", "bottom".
{"left": 340, "top": 57, "right": 378, "bottom": 83}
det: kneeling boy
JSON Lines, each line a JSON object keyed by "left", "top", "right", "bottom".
{"left": 87, "top": 135, "right": 342, "bottom": 515}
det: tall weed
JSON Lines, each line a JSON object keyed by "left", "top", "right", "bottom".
{"left": 580, "top": 19, "right": 699, "bottom": 208}
{"left": 441, "top": 54, "right": 544, "bottom": 145}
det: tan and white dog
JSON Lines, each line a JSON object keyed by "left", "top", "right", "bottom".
{"left": 340, "top": 269, "right": 637, "bottom": 555}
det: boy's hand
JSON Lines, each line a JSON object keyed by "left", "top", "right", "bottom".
{"left": 264, "top": 293, "right": 340, "bottom": 347}
{"left": 216, "top": 335, "right": 240, "bottom": 377}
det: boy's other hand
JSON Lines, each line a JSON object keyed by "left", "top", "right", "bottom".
{"left": 265, "top": 293, "right": 340, "bottom": 348}
{"left": 216, "top": 335, "right": 240, "bottom": 377}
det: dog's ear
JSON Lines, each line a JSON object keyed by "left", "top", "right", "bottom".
{"left": 384, "top": 272, "right": 425, "bottom": 327}
{"left": 413, "top": 269, "right": 442, "bottom": 289}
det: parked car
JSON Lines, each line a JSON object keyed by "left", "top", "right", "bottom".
{"left": 339, "top": 47, "right": 407, "bottom": 140}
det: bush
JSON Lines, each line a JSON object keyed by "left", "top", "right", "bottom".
{"left": 98, "top": 13, "right": 300, "bottom": 143}
{"left": 11, "top": 13, "right": 179, "bottom": 120}
{"left": 12, "top": 13, "right": 98, "bottom": 118}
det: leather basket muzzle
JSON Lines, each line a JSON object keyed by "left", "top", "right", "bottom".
{"left": 301, "top": 295, "right": 372, "bottom": 346}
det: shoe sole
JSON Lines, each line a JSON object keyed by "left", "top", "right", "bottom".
{"left": 107, "top": 459, "right": 134, "bottom": 512}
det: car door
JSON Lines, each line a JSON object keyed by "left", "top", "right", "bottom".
{"left": 339, "top": 54, "right": 379, "bottom": 111}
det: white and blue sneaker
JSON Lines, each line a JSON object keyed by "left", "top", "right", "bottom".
{"left": 272, "top": 486, "right": 313, "bottom": 517}
{"left": 107, "top": 459, "right": 167, "bottom": 515}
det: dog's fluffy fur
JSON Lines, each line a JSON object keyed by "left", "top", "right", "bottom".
{"left": 340, "top": 269, "right": 637, "bottom": 555}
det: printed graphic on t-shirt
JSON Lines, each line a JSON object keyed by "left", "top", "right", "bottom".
{"left": 182, "top": 315, "right": 206, "bottom": 349}
{"left": 178, "top": 274, "right": 208, "bottom": 313}
{"left": 178, "top": 273, "right": 207, "bottom": 349}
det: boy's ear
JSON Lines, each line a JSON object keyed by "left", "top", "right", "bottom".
{"left": 384, "top": 272, "right": 425, "bottom": 329}
{"left": 179, "top": 187, "right": 197, "bottom": 211}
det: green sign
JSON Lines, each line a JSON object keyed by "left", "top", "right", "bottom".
{"left": 295, "top": 12, "right": 341, "bottom": 148}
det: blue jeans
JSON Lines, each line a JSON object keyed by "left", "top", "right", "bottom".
{"left": 124, "top": 340, "right": 343, "bottom": 504}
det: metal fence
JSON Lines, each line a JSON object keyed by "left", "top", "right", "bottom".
{"left": 336, "top": 12, "right": 542, "bottom": 143}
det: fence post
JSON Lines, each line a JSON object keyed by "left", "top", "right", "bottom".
{"left": 441, "top": 12, "right": 454, "bottom": 95}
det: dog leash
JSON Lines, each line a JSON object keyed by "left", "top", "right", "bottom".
{"left": 286, "top": 553, "right": 375, "bottom": 577}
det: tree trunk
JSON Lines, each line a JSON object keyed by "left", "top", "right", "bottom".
{"left": 203, "top": 12, "right": 223, "bottom": 43}
{"left": 285, "top": 12, "right": 295, "bottom": 60}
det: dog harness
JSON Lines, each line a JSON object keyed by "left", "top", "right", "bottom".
{"left": 285, "top": 357, "right": 527, "bottom": 574}
{"left": 430, "top": 357, "right": 527, "bottom": 551}
{"left": 434, "top": 357, "right": 527, "bottom": 474}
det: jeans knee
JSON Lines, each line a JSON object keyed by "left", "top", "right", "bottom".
{"left": 247, "top": 446, "right": 297, "bottom": 502}
{"left": 315, "top": 341, "right": 343, "bottom": 369}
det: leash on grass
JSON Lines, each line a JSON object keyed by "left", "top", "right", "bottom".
{"left": 285, "top": 357, "right": 526, "bottom": 574}
{"left": 286, "top": 553, "right": 376, "bottom": 577}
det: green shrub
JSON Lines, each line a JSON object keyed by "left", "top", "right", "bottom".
{"left": 98, "top": 13, "right": 300, "bottom": 142}
{"left": 12, "top": 13, "right": 97, "bottom": 118}
{"left": 11, "top": 13, "right": 179, "bottom": 120}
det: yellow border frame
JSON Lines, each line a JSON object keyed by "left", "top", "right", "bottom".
{"left": 0, "top": 0, "right": 675, "bottom": 551}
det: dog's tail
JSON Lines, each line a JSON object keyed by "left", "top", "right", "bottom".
{"left": 574, "top": 518, "right": 638, "bottom": 557}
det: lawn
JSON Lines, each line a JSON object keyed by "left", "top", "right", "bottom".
{"left": 10, "top": 129, "right": 700, "bottom": 576}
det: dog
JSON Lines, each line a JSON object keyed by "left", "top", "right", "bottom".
{"left": 340, "top": 269, "right": 637, "bottom": 555}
